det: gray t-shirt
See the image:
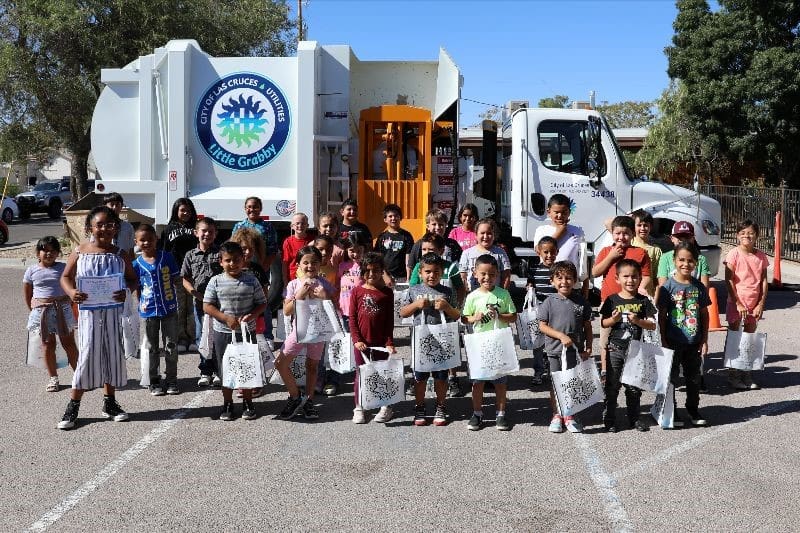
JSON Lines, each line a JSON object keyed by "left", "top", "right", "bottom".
{"left": 114, "top": 220, "right": 135, "bottom": 253}
{"left": 23, "top": 262, "right": 67, "bottom": 299}
{"left": 537, "top": 292, "right": 592, "bottom": 355}
{"left": 204, "top": 271, "right": 266, "bottom": 333}
{"left": 400, "top": 283, "right": 453, "bottom": 325}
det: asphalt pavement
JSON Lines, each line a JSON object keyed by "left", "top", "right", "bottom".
{"left": 3, "top": 214, "right": 64, "bottom": 248}
{"left": 2, "top": 263, "right": 799, "bottom": 531}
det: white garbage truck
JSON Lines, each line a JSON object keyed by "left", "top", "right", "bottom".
{"left": 90, "top": 39, "right": 462, "bottom": 237}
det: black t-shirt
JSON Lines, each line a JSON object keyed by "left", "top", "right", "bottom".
{"left": 600, "top": 293, "right": 657, "bottom": 348}
{"left": 339, "top": 222, "right": 372, "bottom": 245}
{"left": 159, "top": 222, "right": 198, "bottom": 265}
{"left": 527, "top": 263, "right": 556, "bottom": 303}
{"left": 375, "top": 229, "right": 414, "bottom": 278}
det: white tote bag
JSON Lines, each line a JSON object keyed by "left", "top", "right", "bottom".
{"left": 294, "top": 298, "right": 338, "bottom": 343}
{"left": 269, "top": 354, "right": 308, "bottom": 386}
{"left": 25, "top": 329, "right": 69, "bottom": 369}
{"left": 120, "top": 290, "right": 140, "bottom": 360}
{"left": 221, "top": 325, "right": 265, "bottom": 389}
{"left": 139, "top": 338, "right": 153, "bottom": 387}
{"left": 516, "top": 287, "right": 542, "bottom": 350}
{"left": 324, "top": 307, "right": 355, "bottom": 374}
{"left": 621, "top": 339, "right": 674, "bottom": 395}
{"left": 464, "top": 320, "right": 519, "bottom": 380}
{"left": 358, "top": 349, "right": 406, "bottom": 410}
{"left": 198, "top": 314, "right": 213, "bottom": 359}
{"left": 412, "top": 311, "right": 461, "bottom": 372}
{"left": 723, "top": 325, "right": 766, "bottom": 371}
{"left": 650, "top": 383, "right": 676, "bottom": 429}
{"left": 393, "top": 283, "right": 413, "bottom": 327}
{"left": 256, "top": 333, "right": 276, "bottom": 374}
{"left": 551, "top": 346, "right": 605, "bottom": 416}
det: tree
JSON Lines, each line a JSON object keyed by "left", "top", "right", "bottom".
{"left": 667, "top": 0, "right": 800, "bottom": 186}
{"left": 0, "top": 1, "right": 296, "bottom": 197}
{"left": 595, "top": 100, "right": 655, "bottom": 129}
{"left": 537, "top": 95, "right": 571, "bottom": 108}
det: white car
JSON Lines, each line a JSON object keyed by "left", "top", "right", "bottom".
{"left": 1, "top": 196, "right": 19, "bottom": 224}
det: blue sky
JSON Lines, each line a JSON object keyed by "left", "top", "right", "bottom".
{"left": 301, "top": 0, "right": 678, "bottom": 125}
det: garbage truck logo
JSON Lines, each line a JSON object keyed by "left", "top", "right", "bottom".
{"left": 195, "top": 73, "right": 291, "bottom": 172}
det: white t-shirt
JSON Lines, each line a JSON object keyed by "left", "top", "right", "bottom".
{"left": 532, "top": 223, "right": 586, "bottom": 280}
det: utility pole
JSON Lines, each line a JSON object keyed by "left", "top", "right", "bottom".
{"left": 297, "top": 0, "right": 304, "bottom": 42}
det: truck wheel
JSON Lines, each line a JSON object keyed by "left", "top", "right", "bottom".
{"left": 1, "top": 207, "right": 12, "bottom": 224}
{"left": 48, "top": 200, "right": 62, "bottom": 219}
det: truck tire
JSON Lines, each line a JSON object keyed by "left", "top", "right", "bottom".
{"left": 1, "top": 207, "right": 12, "bottom": 224}
{"left": 48, "top": 200, "right": 62, "bottom": 219}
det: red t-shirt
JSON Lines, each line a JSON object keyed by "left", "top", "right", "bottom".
{"left": 348, "top": 285, "right": 395, "bottom": 348}
{"left": 282, "top": 233, "right": 316, "bottom": 281}
{"left": 595, "top": 245, "right": 652, "bottom": 301}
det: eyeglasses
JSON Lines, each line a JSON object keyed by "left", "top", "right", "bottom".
{"left": 93, "top": 223, "right": 118, "bottom": 229}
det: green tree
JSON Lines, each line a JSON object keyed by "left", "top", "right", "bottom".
{"left": 537, "top": 94, "right": 571, "bottom": 108}
{"left": 667, "top": 0, "right": 800, "bottom": 186}
{"left": 595, "top": 100, "right": 655, "bottom": 129}
{"left": 0, "top": 0, "right": 296, "bottom": 197}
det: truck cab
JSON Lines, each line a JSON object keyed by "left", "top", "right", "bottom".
{"left": 499, "top": 107, "right": 721, "bottom": 274}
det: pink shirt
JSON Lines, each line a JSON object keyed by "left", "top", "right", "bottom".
{"left": 725, "top": 247, "right": 768, "bottom": 310}
{"left": 337, "top": 260, "right": 362, "bottom": 315}
{"left": 448, "top": 227, "right": 477, "bottom": 250}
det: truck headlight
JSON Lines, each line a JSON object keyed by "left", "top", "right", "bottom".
{"left": 35, "top": 193, "right": 46, "bottom": 200}
{"left": 701, "top": 219, "right": 720, "bottom": 236}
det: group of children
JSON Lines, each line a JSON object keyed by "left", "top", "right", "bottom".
{"left": 24, "top": 191, "right": 769, "bottom": 433}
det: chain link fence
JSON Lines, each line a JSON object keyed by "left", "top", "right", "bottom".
{"left": 703, "top": 184, "right": 800, "bottom": 261}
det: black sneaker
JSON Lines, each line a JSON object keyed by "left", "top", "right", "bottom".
{"left": 686, "top": 410, "right": 708, "bottom": 427}
{"left": 413, "top": 404, "right": 428, "bottom": 426}
{"left": 302, "top": 400, "right": 319, "bottom": 420}
{"left": 496, "top": 414, "right": 511, "bottom": 431}
{"left": 603, "top": 422, "right": 618, "bottom": 433}
{"left": 58, "top": 399, "right": 80, "bottom": 430}
{"left": 219, "top": 402, "right": 235, "bottom": 421}
{"left": 242, "top": 400, "right": 257, "bottom": 420}
{"left": 467, "top": 413, "right": 483, "bottom": 431}
{"left": 279, "top": 395, "right": 306, "bottom": 419}
{"left": 101, "top": 396, "right": 129, "bottom": 422}
{"left": 699, "top": 375, "right": 708, "bottom": 393}
{"left": 149, "top": 382, "right": 166, "bottom": 396}
{"left": 631, "top": 419, "right": 650, "bottom": 432}
{"left": 447, "top": 377, "right": 463, "bottom": 398}
{"left": 531, "top": 374, "right": 543, "bottom": 387}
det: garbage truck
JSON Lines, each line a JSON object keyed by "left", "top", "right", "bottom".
{"left": 91, "top": 39, "right": 462, "bottom": 237}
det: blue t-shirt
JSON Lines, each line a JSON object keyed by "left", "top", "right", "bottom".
{"left": 656, "top": 277, "right": 711, "bottom": 346}
{"left": 133, "top": 251, "right": 179, "bottom": 318}
{"left": 232, "top": 219, "right": 278, "bottom": 255}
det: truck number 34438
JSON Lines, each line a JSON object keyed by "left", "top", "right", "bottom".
{"left": 591, "top": 190, "right": 615, "bottom": 198}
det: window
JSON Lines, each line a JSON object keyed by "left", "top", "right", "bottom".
{"left": 537, "top": 120, "right": 606, "bottom": 177}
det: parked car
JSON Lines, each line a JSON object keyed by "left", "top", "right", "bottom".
{"left": 16, "top": 180, "right": 73, "bottom": 219}
{"left": 0, "top": 218, "right": 8, "bottom": 245}
{"left": 1, "top": 196, "right": 19, "bottom": 224}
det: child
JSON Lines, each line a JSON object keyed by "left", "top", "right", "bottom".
{"left": 231, "top": 196, "right": 278, "bottom": 269}
{"left": 599, "top": 259, "right": 657, "bottom": 432}
{"left": 630, "top": 209, "right": 662, "bottom": 297}
{"left": 724, "top": 220, "right": 769, "bottom": 391}
{"left": 317, "top": 211, "right": 345, "bottom": 271}
{"left": 400, "top": 253, "right": 462, "bottom": 426}
{"left": 338, "top": 198, "right": 373, "bottom": 244}
{"left": 459, "top": 218, "right": 512, "bottom": 291}
{"left": 408, "top": 232, "right": 466, "bottom": 397}
{"left": 103, "top": 192, "right": 135, "bottom": 258}
{"left": 657, "top": 221, "right": 711, "bottom": 287}
{"left": 23, "top": 236, "right": 78, "bottom": 392}
{"left": 448, "top": 203, "right": 479, "bottom": 250}
{"left": 533, "top": 194, "right": 585, "bottom": 272}
{"left": 181, "top": 217, "right": 223, "bottom": 386}
{"left": 310, "top": 234, "right": 337, "bottom": 286}
{"left": 133, "top": 224, "right": 181, "bottom": 396}
{"left": 657, "top": 242, "right": 711, "bottom": 427}
{"left": 159, "top": 198, "right": 199, "bottom": 352}
{"left": 276, "top": 246, "right": 335, "bottom": 420}
{"left": 350, "top": 253, "right": 396, "bottom": 424}
{"left": 57, "top": 206, "right": 139, "bottom": 430}
{"left": 462, "top": 254, "right": 517, "bottom": 431}
{"left": 374, "top": 203, "right": 414, "bottom": 283}
{"left": 538, "top": 261, "right": 593, "bottom": 433}
{"left": 203, "top": 241, "right": 267, "bottom": 421}
{"left": 526, "top": 236, "right": 559, "bottom": 386}
{"left": 592, "top": 215, "right": 652, "bottom": 370}
{"left": 282, "top": 212, "right": 316, "bottom": 283}
{"left": 407, "top": 208, "right": 462, "bottom": 277}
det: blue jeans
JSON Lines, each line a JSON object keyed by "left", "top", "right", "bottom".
{"left": 532, "top": 345, "right": 546, "bottom": 374}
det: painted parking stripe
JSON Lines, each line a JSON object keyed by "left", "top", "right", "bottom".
{"left": 28, "top": 391, "right": 213, "bottom": 532}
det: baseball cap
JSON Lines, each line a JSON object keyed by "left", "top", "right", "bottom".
{"left": 671, "top": 220, "right": 695, "bottom": 236}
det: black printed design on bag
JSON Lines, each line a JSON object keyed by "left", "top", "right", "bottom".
{"left": 635, "top": 356, "right": 659, "bottom": 389}
{"left": 227, "top": 355, "right": 258, "bottom": 383}
{"left": 364, "top": 371, "right": 400, "bottom": 401}
{"left": 328, "top": 337, "right": 348, "bottom": 367}
{"left": 478, "top": 337, "right": 508, "bottom": 372}
{"left": 558, "top": 368, "right": 598, "bottom": 409}
{"left": 418, "top": 331, "right": 457, "bottom": 366}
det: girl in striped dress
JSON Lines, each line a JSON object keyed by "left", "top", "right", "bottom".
{"left": 57, "top": 206, "right": 139, "bottom": 430}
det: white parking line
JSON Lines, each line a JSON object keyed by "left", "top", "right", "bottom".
{"left": 28, "top": 391, "right": 213, "bottom": 532}
{"left": 573, "top": 433, "right": 634, "bottom": 533}
{"left": 613, "top": 395, "right": 800, "bottom": 481}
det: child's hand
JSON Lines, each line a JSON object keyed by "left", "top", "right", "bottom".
{"left": 354, "top": 341, "right": 367, "bottom": 352}
{"left": 387, "top": 345, "right": 397, "bottom": 354}
{"left": 736, "top": 301, "right": 748, "bottom": 317}
{"left": 224, "top": 315, "right": 239, "bottom": 330}
{"left": 311, "top": 285, "right": 327, "bottom": 299}
{"left": 240, "top": 313, "right": 254, "bottom": 325}
{"left": 752, "top": 303, "right": 764, "bottom": 321}
{"left": 471, "top": 311, "right": 484, "bottom": 323}
{"left": 560, "top": 335, "right": 574, "bottom": 347}
{"left": 610, "top": 309, "right": 622, "bottom": 324}
{"left": 70, "top": 289, "right": 89, "bottom": 304}
{"left": 112, "top": 289, "right": 126, "bottom": 303}
{"left": 580, "top": 348, "right": 592, "bottom": 361}
{"left": 297, "top": 280, "right": 316, "bottom": 299}
{"left": 417, "top": 298, "right": 429, "bottom": 311}
{"left": 611, "top": 243, "right": 626, "bottom": 259}
{"left": 600, "top": 371, "right": 607, "bottom": 385}
{"left": 433, "top": 299, "right": 451, "bottom": 312}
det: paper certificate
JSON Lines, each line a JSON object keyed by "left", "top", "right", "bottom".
{"left": 77, "top": 274, "right": 125, "bottom": 310}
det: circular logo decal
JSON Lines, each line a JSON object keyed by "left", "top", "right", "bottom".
{"left": 195, "top": 72, "right": 291, "bottom": 172}
{"left": 276, "top": 200, "right": 296, "bottom": 217}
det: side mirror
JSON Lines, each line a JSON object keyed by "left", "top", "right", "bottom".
{"left": 588, "top": 159, "right": 601, "bottom": 189}
{"left": 530, "top": 192, "right": 546, "bottom": 216}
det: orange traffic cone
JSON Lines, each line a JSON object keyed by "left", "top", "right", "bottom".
{"left": 707, "top": 286, "right": 726, "bottom": 332}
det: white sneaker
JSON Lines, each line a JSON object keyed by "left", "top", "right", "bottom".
{"left": 564, "top": 416, "right": 583, "bottom": 433}
{"left": 352, "top": 406, "right": 366, "bottom": 424}
{"left": 197, "top": 375, "right": 212, "bottom": 387}
{"left": 187, "top": 343, "right": 198, "bottom": 352}
{"left": 212, "top": 374, "right": 222, "bottom": 387}
{"left": 374, "top": 406, "right": 394, "bottom": 423}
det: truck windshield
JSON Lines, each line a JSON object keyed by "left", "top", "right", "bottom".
{"left": 33, "top": 182, "right": 59, "bottom": 191}
{"left": 602, "top": 117, "right": 636, "bottom": 181}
